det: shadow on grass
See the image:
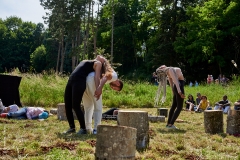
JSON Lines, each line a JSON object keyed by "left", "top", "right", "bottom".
{"left": 156, "top": 128, "right": 186, "bottom": 134}
{"left": 56, "top": 132, "right": 96, "bottom": 141}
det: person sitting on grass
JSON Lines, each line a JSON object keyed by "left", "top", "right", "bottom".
{"left": 233, "top": 100, "right": 240, "bottom": 110}
{"left": 214, "top": 95, "right": 230, "bottom": 114}
{"left": 195, "top": 95, "right": 211, "bottom": 112}
{"left": 6, "top": 107, "right": 49, "bottom": 120}
{"left": 185, "top": 94, "right": 195, "bottom": 111}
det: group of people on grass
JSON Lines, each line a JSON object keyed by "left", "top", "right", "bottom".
{"left": 0, "top": 103, "right": 49, "bottom": 120}
{"left": 1, "top": 55, "right": 240, "bottom": 133}
{"left": 185, "top": 93, "right": 240, "bottom": 113}
{"left": 207, "top": 74, "right": 229, "bottom": 85}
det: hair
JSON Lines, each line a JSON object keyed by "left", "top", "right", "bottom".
{"left": 101, "top": 60, "right": 114, "bottom": 79}
{"left": 188, "top": 94, "right": 193, "bottom": 99}
{"left": 201, "top": 95, "right": 207, "bottom": 100}
{"left": 197, "top": 93, "right": 201, "bottom": 96}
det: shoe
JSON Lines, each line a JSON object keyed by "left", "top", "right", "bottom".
{"left": 86, "top": 129, "right": 93, "bottom": 134}
{"left": 77, "top": 128, "right": 87, "bottom": 135}
{"left": 93, "top": 129, "right": 97, "bottom": 135}
{"left": 166, "top": 125, "right": 179, "bottom": 130}
{"left": 63, "top": 128, "right": 76, "bottom": 134}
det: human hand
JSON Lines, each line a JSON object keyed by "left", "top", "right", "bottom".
{"left": 94, "top": 88, "right": 102, "bottom": 101}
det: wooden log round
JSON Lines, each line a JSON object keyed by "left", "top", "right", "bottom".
{"left": 157, "top": 108, "right": 168, "bottom": 117}
{"left": 95, "top": 125, "right": 137, "bottom": 160}
{"left": 148, "top": 115, "right": 165, "bottom": 123}
{"left": 117, "top": 110, "right": 149, "bottom": 151}
{"left": 50, "top": 108, "right": 58, "bottom": 115}
{"left": 204, "top": 110, "right": 223, "bottom": 134}
{"left": 226, "top": 110, "right": 240, "bottom": 135}
{"left": 57, "top": 103, "right": 78, "bottom": 120}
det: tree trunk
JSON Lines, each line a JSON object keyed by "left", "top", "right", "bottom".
{"left": 56, "top": 42, "right": 61, "bottom": 73}
{"left": 204, "top": 110, "right": 223, "bottom": 134}
{"left": 95, "top": 125, "right": 136, "bottom": 160}
{"left": 226, "top": 110, "right": 240, "bottom": 135}
{"left": 117, "top": 110, "right": 149, "bottom": 151}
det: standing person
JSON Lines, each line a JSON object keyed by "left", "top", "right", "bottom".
{"left": 63, "top": 55, "right": 108, "bottom": 134}
{"left": 83, "top": 69, "right": 123, "bottom": 134}
{"left": 156, "top": 65, "right": 185, "bottom": 129}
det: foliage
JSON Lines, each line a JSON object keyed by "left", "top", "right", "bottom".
{"left": 30, "top": 45, "right": 47, "bottom": 72}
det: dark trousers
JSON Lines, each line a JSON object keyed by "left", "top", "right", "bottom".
{"left": 64, "top": 79, "right": 86, "bottom": 129}
{"left": 167, "top": 80, "right": 184, "bottom": 125}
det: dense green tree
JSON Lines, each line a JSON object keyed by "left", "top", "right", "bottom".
{"left": 30, "top": 45, "right": 47, "bottom": 72}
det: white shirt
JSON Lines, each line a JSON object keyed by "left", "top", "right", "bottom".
{"left": 88, "top": 71, "right": 118, "bottom": 83}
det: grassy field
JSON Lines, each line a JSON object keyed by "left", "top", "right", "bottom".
{"left": 0, "top": 71, "right": 240, "bottom": 159}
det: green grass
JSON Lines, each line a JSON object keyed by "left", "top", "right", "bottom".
{"left": 0, "top": 71, "right": 240, "bottom": 159}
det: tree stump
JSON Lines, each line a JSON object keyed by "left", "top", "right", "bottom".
{"left": 57, "top": 103, "right": 78, "bottom": 120}
{"left": 226, "top": 110, "right": 240, "bottom": 135}
{"left": 148, "top": 115, "right": 165, "bottom": 122}
{"left": 204, "top": 110, "right": 223, "bottom": 134}
{"left": 117, "top": 110, "right": 149, "bottom": 151}
{"left": 157, "top": 108, "right": 168, "bottom": 117}
{"left": 95, "top": 125, "right": 137, "bottom": 160}
{"left": 50, "top": 108, "right": 57, "bottom": 115}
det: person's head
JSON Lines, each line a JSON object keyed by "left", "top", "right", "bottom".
{"left": 197, "top": 93, "right": 201, "bottom": 98}
{"left": 188, "top": 94, "right": 193, "bottom": 100}
{"left": 2, "top": 106, "right": 10, "bottom": 113}
{"left": 109, "top": 79, "right": 123, "bottom": 91}
{"left": 38, "top": 111, "right": 49, "bottom": 119}
{"left": 223, "top": 95, "right": 227, "bottom": 101}
{"left": 201, "top": 95, "right": 207, "bottom": 101}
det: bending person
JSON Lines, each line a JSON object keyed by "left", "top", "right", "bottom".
{"left": 83, "top": 68, "right": 123, "bottom": 134}
{"left": 63, "top": 55, "right": 109, "bottom": 135}
{"left": 156, "top": 65, "right": 185, "bottom": 129}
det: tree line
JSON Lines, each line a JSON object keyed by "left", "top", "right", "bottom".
{"left": 0, "top": 0, "right": 239, "bottom": 83}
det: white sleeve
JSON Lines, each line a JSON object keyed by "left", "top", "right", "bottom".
{"left": 106, "top": 71, "right": 118, "bottom": 83}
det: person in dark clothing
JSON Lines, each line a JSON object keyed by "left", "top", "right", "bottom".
{"left": 63, "top": 55, "right": 110, "bottom": 134}
{"left": 156, "top": 65, "right": 185, "bottom": 130}
{"left": 185, "top": 94, "right": 195, "bottom": 111}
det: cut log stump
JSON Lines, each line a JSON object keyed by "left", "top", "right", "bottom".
{"left": 204, "top": 110, "right": 223, "bottom": 134}
{"left": 148, "top": 115, "right": 165, "bottom": 122}
{"left": 157, "top": 108, "right": 168, "bottom": 117}
{"left": 226, "top": 110, "right": 240, "bottom": 135}
{"left": 50, "top": 108, "right": 57, "bottom": 115}
{"left": 117, "top": 110, "right": 149, "bottom": 151}
{"left": 57, "top": 103, "right": 78, "bottom": 120}
{"left": 95, "top": 125, "right": 137, "bottom": 160}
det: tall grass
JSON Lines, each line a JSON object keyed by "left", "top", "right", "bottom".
{"left": 7, "top": 70, "right": 240, "bottom": 109}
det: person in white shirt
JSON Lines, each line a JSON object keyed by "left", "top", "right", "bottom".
{"left": 83, "top": 70, "right": 123, "bottom": 134}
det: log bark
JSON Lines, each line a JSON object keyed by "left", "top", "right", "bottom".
{"left": 157, "top": 108, "right": 168, "bottom": 117}
{"left": 226, "top": 110, "right": 240, "bottom": 135}
{"left": 117, "top": 110, "right": 149, "bottom": 151}
{"left": 95, "top": 125, "right": 137, "bottom": 160}
{"left": 204, "top": 110, "right": 223, "bottom": 134}
{"left": 57, "top": 103, "right": 78, "bottom": 120}
{"left": 148, "top": 115, "right": 165, "bottom": 122}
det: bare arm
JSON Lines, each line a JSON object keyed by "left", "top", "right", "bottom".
{"left": 93, "top": 61, "right": 103, "bottom": 99}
